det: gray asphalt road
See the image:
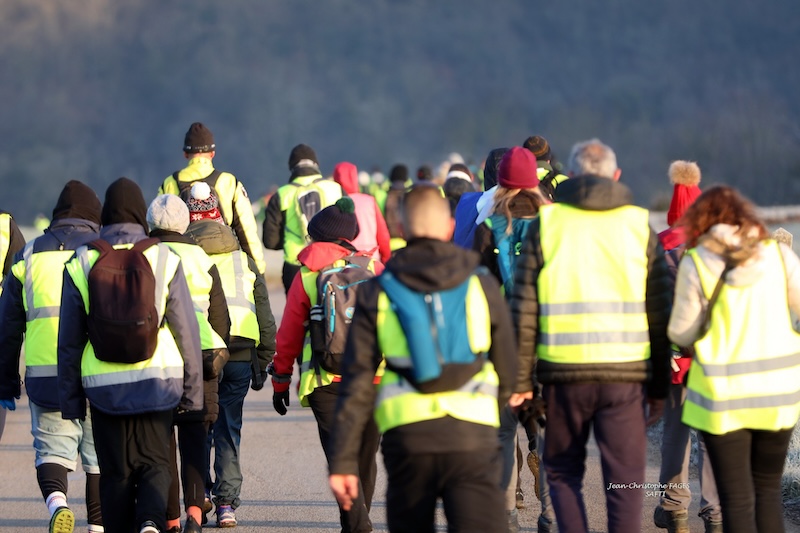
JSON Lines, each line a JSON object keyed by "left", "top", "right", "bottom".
{"left": 1, "top": 279, "right": 799, "bottom": 532}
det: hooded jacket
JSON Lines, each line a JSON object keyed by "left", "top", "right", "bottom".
{"left": 0, "top": 181, "right": 101, "bottom": 407}
{"left": 333, "top": 162, "right": 391, "bottom": 263}
{"left": 509, "top": 175, "right": 673, "bottom": 399}
{"left": 669, "top": 224, "right": 800, "bottom": 348}
{"left": 452, "top": 147, "right": 508, "bottom": 248}
{"left": 186, "top": 219, "right": 276, "bottom": 369}
{"left": 329, "top": 239, "right": 518, "bottom": 475}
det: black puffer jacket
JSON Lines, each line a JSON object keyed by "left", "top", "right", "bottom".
{"left": 329, "top": 239, "right": 519, "bottom": 476}
{"left": 508, "top": 175, "right": 672, "bottom": 399}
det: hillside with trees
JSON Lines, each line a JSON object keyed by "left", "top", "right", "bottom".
{"left": 1, "top": 0, "right": 799, "bottom": 223}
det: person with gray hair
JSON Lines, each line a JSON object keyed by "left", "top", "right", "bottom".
{"left": 509, "top": 139, "right": 673, "bottom": 532}
{"left": 565, "top": 138, "right": 621, "bottom": 181}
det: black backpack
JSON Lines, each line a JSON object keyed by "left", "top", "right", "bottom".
{"left": 173, "top": 170, "right": 229, "bottom": 222}
{"left": 86, "top": 238, "right": 161, "bottom": 364}
{"left": 308, "top": 255, "right": 375, "bottom": 376}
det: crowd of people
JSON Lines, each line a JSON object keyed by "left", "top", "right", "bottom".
{"left": 1, "top": 123, "right": 799, "bottom": 533}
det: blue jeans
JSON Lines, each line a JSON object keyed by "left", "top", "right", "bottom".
{"left": 210, "top": 360, "right": 251, "bottom": 509}
{"left": 30, "top": 401, "right": 99, "bottom": 474}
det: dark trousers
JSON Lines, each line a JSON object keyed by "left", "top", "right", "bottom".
{"left": 307, "top": 383, "right": 379, "bottom": 533}
{"left": 542, "top": 382, "right": 647, "bottom": 533}
{"left": 167, "top": 420, "right": 211, "bottom": 520}
{"left": 91, "top": 407, "right": 173, "bottom": 533}
{"left": 382, "top": 446, "right": 505, "bottom": 533}
{"left": 282, "top": 262, "right": 302, "bottom": 295}
{"left": 702, "top": 428, "right": 793, "bottom": 533}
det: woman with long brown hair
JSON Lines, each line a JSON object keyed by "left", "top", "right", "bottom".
{"left": 669, "top": 185, "right": 800, "bottom": 533}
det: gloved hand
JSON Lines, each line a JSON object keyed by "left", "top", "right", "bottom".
{"left": 251, "top": 370, "right": 268, "bottom": 391}
{"left": 0, "top": 398, "right": 16, "bottom": 411}
{"left": 273, "top": 390, "right": 290, "bottom": 416}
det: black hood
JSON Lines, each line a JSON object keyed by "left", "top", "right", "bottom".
{"left": 483, "top": 147, "right": 509, "bottom": 190}
{"left": 554, "top": 175, "right": 633, "bottom": 211}
{"left": 52, "top": 180, "right": 102, "bottom": 225}
{"left": 386, "top": 238, "right": 481, "bottom": 292}
{"left": 101, "top": 177, "right": 148, "bottom": 232}
{"left": 149, "top": 228, "right": 197, "bottom": 245}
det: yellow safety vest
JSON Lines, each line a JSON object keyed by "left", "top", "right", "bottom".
{"left": 164, "top": 241, "right": 227, "bottom": 351}
{"left": 682, "top": 242, "right": 800, "bottom": 434}
{"left": 277, "top": 176, "right": 343, "bottom": 265}
{"left": 210, "top": 250, "right": 259, "bottom": 342}
{"left": 537, "top": 203, "right": 651, "bottom": 364}
{"left": 374, "top": 275, "right": 499, "bottom": 433}
{"left": 66, "top": 242, "right": 184, "bottom": 398}
{"left": 12, "top": 244, "right": 75, "bottom": 379}
{"left": 160, "top": 157, "right": 266, "bottom": 274}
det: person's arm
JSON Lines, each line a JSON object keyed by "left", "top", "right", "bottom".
{"left": 372, "top": 199, "right": 392, "bottom": 263}
{"left": 780, "top": 243, "right": 800, "bottom": 319}
{"left": 207, "top": 264, "right": 231, "bottom": 345}
{"left": 329, "top": 280, "right": 382, "bottom": 477}
{"left": 262, "top": 192, "right": 285, "bottom": 250}
{"left": 164, "top": 262, "right": 203, "bottom": 412}
{"left": 3, "top": 217, "right": 25, "bottom": 276}
{"left": 0, "top": 264, "right": 26, "bottom": 401}
{"left": 508, "top": 218, "right": 543, "bottom": 393}
{"left": 271, "top": 272, "right": 311, "bottom": 380}
{"left": 57, "top": 261, "right": 89, "bottom": 419}
{"left": 668, "top": 254, "right": 706, "bottom": 348}
{"left": 472, "top": 222, "right": 501, "bottom": 284}
{"left": 644, "top": 229, "right": 673, "bottom": 401}
{"left": 248, "top": 256, "right": 277, "bottom": 371}
{"left": 231, "top": 178, "right": 267, "bottom": 274}
{"left": 477, "top": 273, "right": 519, "bottom": 402}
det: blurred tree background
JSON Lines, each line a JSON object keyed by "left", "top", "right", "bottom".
{"left": 1, "top": 0, "right": 799, "bottom": 224}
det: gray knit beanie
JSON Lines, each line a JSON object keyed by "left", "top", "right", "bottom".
{"left": 147, "top": 194, "right": 190, "bottom": 234}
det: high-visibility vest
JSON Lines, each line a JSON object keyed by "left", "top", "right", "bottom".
{"left": 164, "top": 241, "right": 227, "bottom": 351}
{"left": 682, "top": 242, "right": 800, "bottom": 434}
{"left": 209, "top": 250, "right": 259, "bottom": 342}
{"left": 374, "top": 275, "right": 499, "bottom": 433}
{"left": 66, "top": 241, "right": 185, "bottom": 412}
{"left": 537, "top": 203, "right": 651, "bottom": 364}
{"left": 295, "top": 256, "right": 378, "bottom": 407}
{"left": 277, "top": 176, "right": 343, "bottom": 265}
{"left": 11, "top": 244, "right": 76, "bottom": 406}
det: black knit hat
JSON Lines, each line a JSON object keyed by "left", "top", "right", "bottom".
{"left": 307, "top": 197, "right": 360, "bottom": 243}
{"left": 416, "top": 165, "right": 433, "bottom": 181}
{"left": 389, "top": 164, "right": 409, "bottom": 183}
{"left": 183, "top": 122, "right": 216, "bottom": 153}
{"left": 288, "top": 144, "right": 320, "bottom": 171}
{"left": 52, "top": 180, "right": 102, "bottom": 225}
{"left": 523, "top": 135, "right": 552, "bottom": 161}
{"left": 101, "top": 177, "right": 148, "bottom": 232}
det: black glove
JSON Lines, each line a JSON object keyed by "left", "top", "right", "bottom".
{"left": 273, "top": 390, "right": 290, "bottom": 416}
{"left": 251, "top": 369, "right": 267, "bottom": 391}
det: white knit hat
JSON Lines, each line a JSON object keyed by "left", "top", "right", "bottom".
{"left": 147, "top": 194, "right": 190, "bottom": 234}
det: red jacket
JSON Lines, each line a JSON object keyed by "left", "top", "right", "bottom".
{"left": 272, "top": 241, "right": 384, "bottom": 392}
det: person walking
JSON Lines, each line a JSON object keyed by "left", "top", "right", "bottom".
{"left": 146, "top": 194, "right": 232, "bottom": 533}
{"left": 158, "top": 122, "right": 267, "bottom": 275}
{"left": 652, "top": 162, "right": 722, "bottom": 533}
{"left": 332, "top": 161, "right": 391, "bottom": 263}
{"left": 185, "top": 182, "right": 277, "bottom": 528}
{"left": 452, "top": 147, "right": 508, "bottom": 249}
{"left": 262, "top": 143, "right": 343, "bottom": 293}
{"left": 58, "top": 177, "right": 204, "bottom": 533}
{"left": 381, "top": 164, "right": 411, "bottom": 252}
{"left": 522, "top": 135, "right": 569, "bottom": 202}
{"left": 0, "top": 181, "right": 103, "bottom": 533}
{"left": 669, "top": 185, "right": 800, "bottom": 533}
{"left": 270, "top": 197, "right": 382, "bottom": 532}
{"left": 329, "top": 185, "right": 523, "bottom": 532}
{"left": 509, "top": 139, "right": 673, "bottom": 533}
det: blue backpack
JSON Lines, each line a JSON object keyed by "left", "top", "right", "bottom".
{"left": 378, "top": 271, "right": 484, "bottom": 387}
{"left": 487, "top": 214, "right": 535, "bottom": 296}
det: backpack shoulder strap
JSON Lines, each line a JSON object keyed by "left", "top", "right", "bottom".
{"left": 204, "top": 169, "right": 224, "bottom": 187}
{"left": 131, "top": 237, "right": 160, "bottom": 253}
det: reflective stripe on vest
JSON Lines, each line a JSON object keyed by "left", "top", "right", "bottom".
{"left": 164, "top": 242, "right": 226, "bottom": 350}
{"left": 537, "top": 204, "right": 651, "bottom": 364}
{"left": 211, "top": 250, "right": 259, "bottom": 341}
{"left": 373, "top": 277, "right": 498, "bottom": 433}
{"left": 278, "top": 176, "right": 343, "bottom": 264}
{"left": 12, "top": 245, "right": 75, "bottom": 369}
{"left": 66, "top": 241, "right": 185, "bottom": 396}
{"left": 682, "top": 242, "right": 800, "bottom": 434}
